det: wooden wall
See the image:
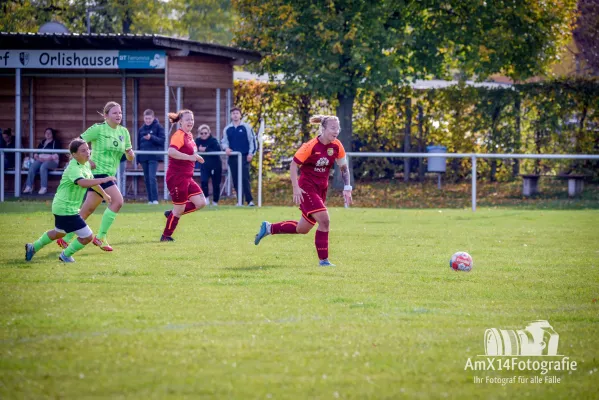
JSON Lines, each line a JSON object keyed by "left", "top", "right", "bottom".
{"left": 167, "top": 56, "right": 233, "bottom": 89}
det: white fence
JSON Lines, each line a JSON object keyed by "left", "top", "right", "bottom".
{"left": 2, "top": 148, "right": 598, "bottom": 210}
{"left": 345, "top": 152, "right": 599, "bottom": 211}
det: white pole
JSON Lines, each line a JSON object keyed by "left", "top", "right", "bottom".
{"left": 15, "top": 68, "right": 22, "bottom": 197}
{"left": 257, "top": 118, "right": 265, "bottom": 207}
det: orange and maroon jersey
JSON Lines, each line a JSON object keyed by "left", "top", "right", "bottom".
{"left": 167, "top": 129, "right": 197, "bottom": 180}
{"left": 293, "top": 137, "right": 346, "bottom": 190}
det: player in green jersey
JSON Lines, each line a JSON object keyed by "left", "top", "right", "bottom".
{"left": 25, "top": 139, "right": 115, "bottom": 263}
{"left": 57, "top": 101, "right": 135, "bottom": 252}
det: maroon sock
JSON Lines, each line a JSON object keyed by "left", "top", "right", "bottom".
{"left": 163, "top": 214, "right": 180, "bottom": 237}
{"left": 315, "top": 230, "right": 329, "bottom": 260}
{"left": 183, "top": 201, "right": 197, "bottom": 214}
{"left": 271, "top": 221, "right": 298, "bottom": 235}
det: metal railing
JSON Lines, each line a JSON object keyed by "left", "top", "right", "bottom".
{"left": 0, "top": 148, "right": 244, "bottom": 205}
{"left": 346, "top": 152, "right": 599, "bottom": 211}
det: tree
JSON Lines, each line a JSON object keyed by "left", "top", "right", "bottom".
{"left": 233, "top": 0, "right": 576, "bottom": 186}
{"left": 0, "top": 0, "right": 237, "bottom": 45}
{"left": 573, "top": 0, "right": 599, "bottom": 75}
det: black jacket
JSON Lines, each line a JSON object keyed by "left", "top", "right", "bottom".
{"left": 137, "top": 119, "right": 165, "bottom": 162}
{"left": 195, "top": 135, "right": 221, "bottom": 168}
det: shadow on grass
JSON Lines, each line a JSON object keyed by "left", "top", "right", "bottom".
{"left": 222, "top": 264, "right": 285, "bottom": 271}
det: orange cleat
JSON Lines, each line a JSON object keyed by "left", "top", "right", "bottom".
{"left": 93, "top": 236, "right": 113, "bottom": 252}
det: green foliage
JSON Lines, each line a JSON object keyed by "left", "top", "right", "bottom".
{"left": 236, "top": 77, "right": 599, "bottom": 182}
{"left": 0, "top": 0, "right": 237, "bottom": 45}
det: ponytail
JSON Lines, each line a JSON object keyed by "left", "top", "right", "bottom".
{"left": 168, "top": 109, "right": 193, "bottom": 124}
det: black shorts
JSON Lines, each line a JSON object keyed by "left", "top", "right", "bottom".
{"left": 86, "top": 173, "right": 116, "bottom": 193}
{"left": 54, "top": 214, "right": 88, "bottom": 233}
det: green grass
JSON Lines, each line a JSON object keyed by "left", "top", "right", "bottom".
{"left": 1, "top": 202, "right": 598, "bottom": 399}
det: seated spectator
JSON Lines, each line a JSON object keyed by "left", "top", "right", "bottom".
{"left": 0, "top": 128, "right": 15, "bottom": 170}
{"left": 24, "top": 128, "right": 61, "bottom": 195}
{"left": 195, "top": 124, "right": 222, "bottom": 206}
{"left": 137, "top": 109, "right": 165, "bottom": 204}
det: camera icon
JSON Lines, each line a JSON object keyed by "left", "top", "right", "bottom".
{"left": 484, "top": 320, "right": 559, "bottom": 356}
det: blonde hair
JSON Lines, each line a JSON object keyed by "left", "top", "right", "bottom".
{"left": 197, "top": 124, "right": 211, "bottom": 134}
{"left": 309, "top": 115, "right": 339, "bottom": 134}
{"left": 98, "top": 101, "right": 121, "bottom": 118}
{"left": 168, "top": 109, "right": 193, "bottom": 124}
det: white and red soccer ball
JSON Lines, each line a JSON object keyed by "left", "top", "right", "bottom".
{"left": 450, "top": 252, "right": 473, "bottom": 272}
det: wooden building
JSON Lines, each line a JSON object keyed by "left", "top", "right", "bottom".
{"left": 0, "top": 32, "right": 261, "bottom": 198}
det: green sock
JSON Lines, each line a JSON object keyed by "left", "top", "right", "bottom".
{"left": 33, "top": 232, "right": 52, "bottom": 252}
{"left": 64, "top": 238, "right": 86, "bottom": 257}
{"left": 63, "top": 232, "right": 76, "bottom": 243}
{"left": 97, "top": 208, "right": 118, "bottom": 240}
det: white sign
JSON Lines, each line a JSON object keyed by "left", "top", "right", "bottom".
{"left": 0, "top": 50, "right": 166, "bottom": 69}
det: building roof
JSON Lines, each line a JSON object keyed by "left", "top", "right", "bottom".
{"left": 0, "top": 32, "right": 262, "bottom": 64}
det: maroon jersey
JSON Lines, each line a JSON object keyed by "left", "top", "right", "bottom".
{"left": 167, "top": 129, "right": 197, "bottom": 180}
{"left": 292, "top": 137, "right": 346, "bottom": 191}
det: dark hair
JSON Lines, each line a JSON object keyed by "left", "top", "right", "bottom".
{"left": 143, "top": 109, "right": 155, "bottom": 117}
{"left": 44, "top": 128, "right": 56, "bottom": 139}
{"left": 69, "top": 138, "right": 87, "bottom": 154}
{"left": 230, "top": 107, "right": 242, "bottom": 115}
{"left": 168, "top": 109, "right": 193, "bottom": 124}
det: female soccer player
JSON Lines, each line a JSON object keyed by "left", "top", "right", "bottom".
{"left": 57, "top": 101, "right": 134, "bottom": 252}
{"left": 161, "top": 109, "right": 206, "bottom": 242}
{"left": 25, "top": 139, "right": 115, "bottom": 263}
{"left": 254, "top": 115, "right": 353, "bottom": 266}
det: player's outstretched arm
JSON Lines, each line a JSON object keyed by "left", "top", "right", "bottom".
{"left": 76, "top": 176, "right": 116, "bottom": 188}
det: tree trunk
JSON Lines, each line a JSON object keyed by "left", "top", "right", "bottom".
{"left": 299, "top": 94, "right": 312, "bottom": 143}
{"left": 417, "top": 104, "right": 425, "bottom": 182}
{"left": 512, "top": 94, "right": 521, "bottom": 178}
{"left": 489, "top": 104, "right": 501, "bottom": 182}
{"left": 404, "top": 97, "right": 412, "bottom": 182}
{"left": 334, "top": 92, "right": 355, "bottom": 188}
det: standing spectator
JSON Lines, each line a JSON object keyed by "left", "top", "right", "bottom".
{"left": 221, "top": 107, "right": 257, "bottom": 206}
{"left": 195, "top": 124, "right": 222, "bottom": 206}
{"left": 0, "top": 128, "right": 15, "bottom": 170}
{"left": 24, "top": 128, "right": 61, "bottom": 195}
{"left": 137, "top": 109, "right": 165, "bottom": 204}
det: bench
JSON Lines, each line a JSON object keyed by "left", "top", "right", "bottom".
{"left": 558, "top": 174, "right": 585, "bottom": 197}
{"left": 521, "top": 174, "right": 540, "bottom": 197}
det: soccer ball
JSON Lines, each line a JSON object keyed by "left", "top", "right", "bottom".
{"left": 450, "top": 252, "right": 473, "bottom": 272}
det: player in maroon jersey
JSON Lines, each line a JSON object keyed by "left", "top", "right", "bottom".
{"left": 161, "top": 109, "right": 206, "bottom": 242}
{"left": 254, "top": 115, "right": 353, "bottom": 266}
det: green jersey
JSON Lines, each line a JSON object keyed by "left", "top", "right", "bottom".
{"left": 52, "top": 158, "right": 94, "bottom": 216}
{"left": 81, "top": 122, "right": 132, "bottom": 175}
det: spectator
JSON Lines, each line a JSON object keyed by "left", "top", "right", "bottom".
{"left": 221, "top": 107, "right": 257, "bottom": 206}
{"left": 137, "top": 109, "right": 165, "bottom": 204}
{"left": 24, "top": 128, "right": 61, "bottom": 195}
{"left": 0, "top": 128, "right": 15, "bottom": 170}
{"left": 195, "top": 124, "right": 222, "bottom": 206}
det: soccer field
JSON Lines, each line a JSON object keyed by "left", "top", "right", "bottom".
{"left": 1, "top": 203, "right": 598, "bottom": 399}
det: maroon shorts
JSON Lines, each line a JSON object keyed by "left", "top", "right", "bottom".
{"left": 299, "top": 187, "right": 328, "bottom": 225}
{"left": 167, "top": 177, "right": 203, "bottom": 205}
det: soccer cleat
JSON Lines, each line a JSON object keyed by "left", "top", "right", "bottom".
{"left": 164, "top": 210, "right": 172, "bottom": 218}
{"left": 254, "top": 221, "right": 271, "bottom": 245}
{"left": 25, "top": 243, "right": 36, "bottom": 261}
{"left": 160, "top": 235, "right": 175, "bottom": 242}
{"left": 318, "top": 259, "right": 336, "bottom": 267}
{"left": 56, "top": 238, "right": 69, "bottom": 249}
{"left": 93, "top": 236, "right": 113, "bottom": 252}
{"left": 58, "top": 251, "right": 75, "bottom": 263}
